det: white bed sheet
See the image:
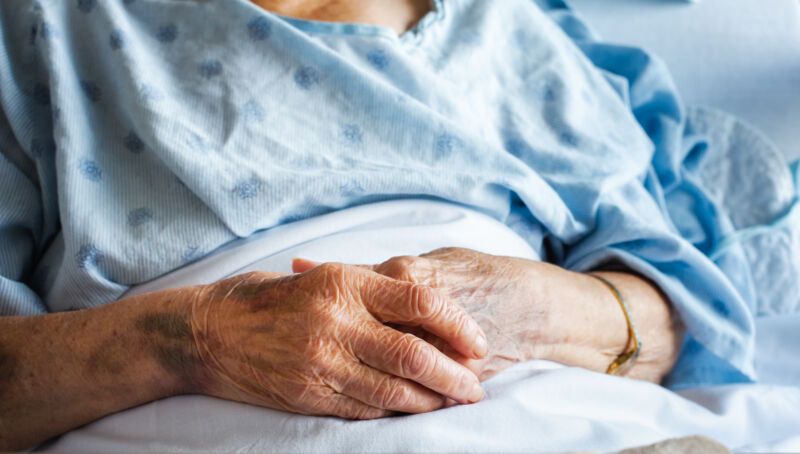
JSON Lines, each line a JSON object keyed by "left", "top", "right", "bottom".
{"left": 42, "top": 200, "right": 800, "bottom": 453}
{"left": 568, "top": 0, "right": 800, "bottom": 162}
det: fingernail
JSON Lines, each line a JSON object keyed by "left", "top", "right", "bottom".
{"left": 472, "top": 333, "right": 488, "bottom": 358}
{"left": 468, "top": 382, "right": 484, "bottom": 403}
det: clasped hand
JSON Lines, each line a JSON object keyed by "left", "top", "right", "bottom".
{"left": 189, "top": 262, "right": 487, "bottom": 419}
{"left": 294, "top": 248, "right": 557, "bottom": 382}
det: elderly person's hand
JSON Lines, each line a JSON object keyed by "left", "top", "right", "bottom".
{"left": 0, "top": 262, "right": 489, "bottom": 450}
{"left": 190, "top": 263, "right": 487, "bottom": 419}
{"left": 293, "top": 248, "right": 683, "bottom": 383}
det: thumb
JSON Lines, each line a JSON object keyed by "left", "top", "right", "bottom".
{"left": 292, "top": 257, "right": 320, "bottom": 273}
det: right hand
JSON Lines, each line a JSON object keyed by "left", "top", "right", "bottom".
{"left": 189, "top": 263, "right": 488, "bottom": 419}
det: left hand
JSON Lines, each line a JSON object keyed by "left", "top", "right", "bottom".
{"left": 293, "top": 248, "right": 619, "bottom": 381}
{"left": 296, "top": 247, "right": 683, "bottom": 384}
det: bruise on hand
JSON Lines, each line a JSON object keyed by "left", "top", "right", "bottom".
{"left": 211, "top": 272, "right": 300, "bottom": 311}
{"left": 135, "top": 312, "right": 200, "bottom": 381}
{"left": 87, "top": 340, "right": 126, "bottom": 376}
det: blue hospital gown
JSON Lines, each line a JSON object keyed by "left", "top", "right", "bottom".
{"left": 0, "top": 0, "right": 797, "bottom": 388}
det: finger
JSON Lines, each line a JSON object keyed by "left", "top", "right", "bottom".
{"left": 443, "top": 397, "right": 459, "bottom": 408}
{"left": 317, "top": 393, "right": 393, "bottom": 420}
{"left": 292, "top": 258, "right": 374, "bottom": 274}
{"left": 335, "top": 359, "right": 445, "bottom": 413}
{"left": 355, "top": 323, "right": 484, "bottom": 405}
{"left": 372, "top": 255, "right": 421, "bottom": 282}
{"left": 359, "top": 273, "right": 488, "bottom": 359}
{"left": 291, "top": 257, "right": 319, "bottom": 273}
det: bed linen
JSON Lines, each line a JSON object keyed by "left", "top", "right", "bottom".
{"left": 568, "top": 0, "right": 800, "bottom": 162}
{"left": 41, "top": 200, "right": 800, "bottom": 453}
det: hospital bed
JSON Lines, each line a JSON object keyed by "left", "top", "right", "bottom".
{"left": 41, "top": 0, "right": 800, "bottom": 452}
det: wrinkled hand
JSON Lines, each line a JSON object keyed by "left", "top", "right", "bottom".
{"left": 189, "top": 263, "right": 487, "bottom": 419}
{"left": 293, "top": 248, "right": 554, "bottom": 381}
{"left": 293, "top": 248, "right": 681, "bottom": 385}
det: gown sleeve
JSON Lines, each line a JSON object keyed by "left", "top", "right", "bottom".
{"left": 0, "top": 1, "right": 56, "bottom": 316}
{"left": 535, "top": 0, "right": 757, "bottom": 388}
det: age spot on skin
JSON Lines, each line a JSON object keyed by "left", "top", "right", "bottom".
{"left": 87, "top": 341, "right": 126, "bottom": 376}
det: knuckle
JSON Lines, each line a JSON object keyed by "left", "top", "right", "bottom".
{"left": 296, "top": 386, "right": 334, "bottom": 415}
{"left": 365, "top": 409, "right": 391, "bottom": 419}
{"left": 328, "top": 398, "right": 370, "bottom": 420}
{"left": 382, "top": 256, "right": 418, "bottom": 281}
{"left": 350, "top": 405, "right": 384, "bottom": 420}
{"left": 307, "top": 385, "right": 331, "bottom": 404}
{"left": 390, "top": 256, "right": 417, "bottom": 268}
{"left": 398, "top": 334, "right": 435, "bottom": 379}
{"left": 312, "top": 262, "right": 355, "bottom": 299}
{"left": 378, "top": 382, "right": 413, "bottom": 409}
{"left": 316, "top": 262, "right": 344, "bottom": 276}
{"left": 390, "top": 384, "right": 414, "bottom": 409}
{"left": 451, "top": 309, "right": 471, "bottom": 337}
{"left": 408, "top": 284, "right": 439, "bottom": 318}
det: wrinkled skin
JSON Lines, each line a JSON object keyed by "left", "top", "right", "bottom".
{"left": 293, "top": 248, "right": 557, "bottom": 382}
{"left": 190, "top": 262, "right": 487, "bottom": 419}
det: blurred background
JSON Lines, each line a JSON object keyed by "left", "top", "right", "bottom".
{"left": 569, "top": 0, "right": 800, "bottom": 162}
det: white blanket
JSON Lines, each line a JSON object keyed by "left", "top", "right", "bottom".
{"left": 42, "top": 200, "right": 800, "bottom": 452}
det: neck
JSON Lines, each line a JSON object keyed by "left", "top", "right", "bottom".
{"left": 250, "top": 0, "right": 432, "bottom": 35}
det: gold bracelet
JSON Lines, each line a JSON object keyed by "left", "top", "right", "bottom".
{"left": 591, "top": 274, "right": 642, "bottom": 376}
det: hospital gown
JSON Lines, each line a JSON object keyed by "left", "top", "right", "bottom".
{"left": 0, "top": 0, "right": 797, "bottom": 389}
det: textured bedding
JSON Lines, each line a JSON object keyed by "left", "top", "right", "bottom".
{"left": 41, "top": 200, "right": 800, "bottom": 453}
